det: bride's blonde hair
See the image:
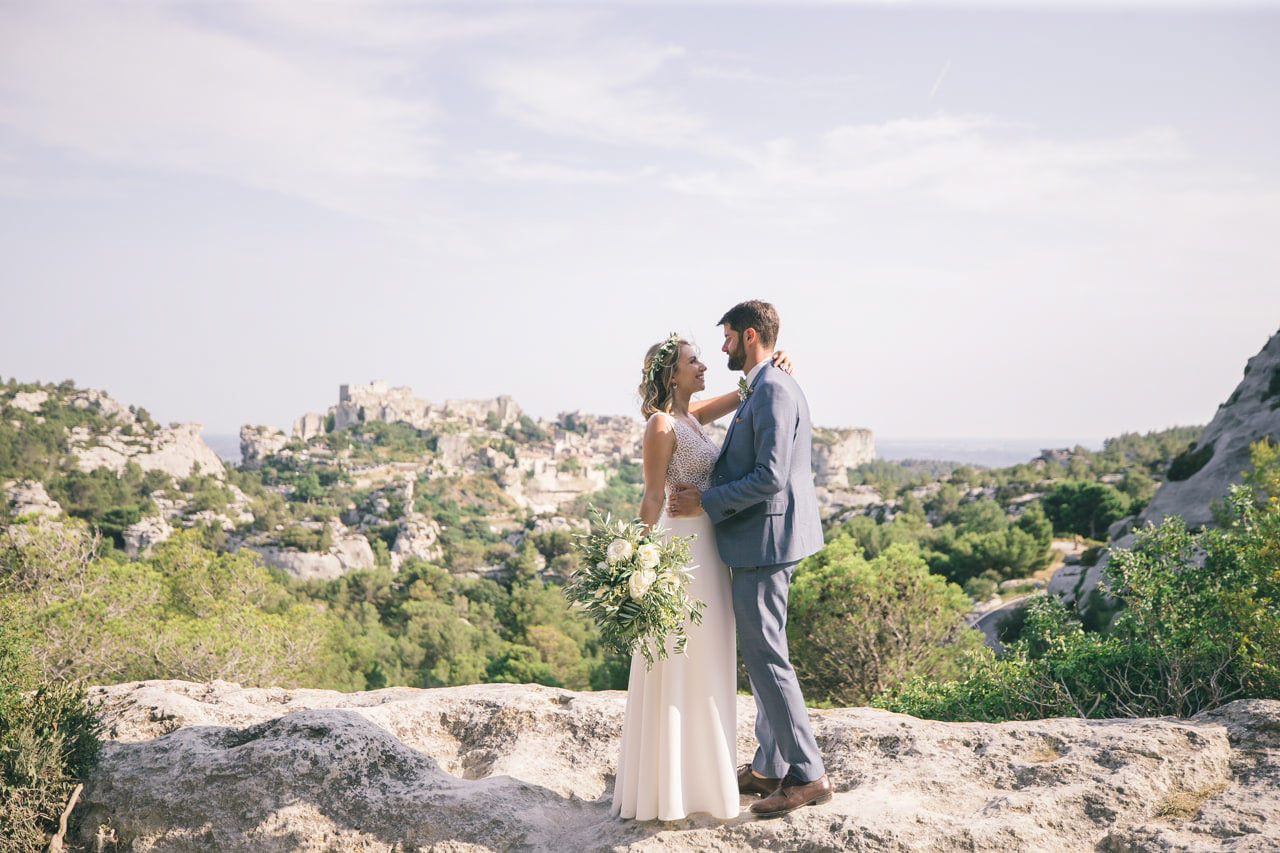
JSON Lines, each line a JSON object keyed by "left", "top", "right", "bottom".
{"left": 639, "top": 333, "right": 691, "bottom": 419}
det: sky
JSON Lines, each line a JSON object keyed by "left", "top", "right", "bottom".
{"left": 2, "top": 1, "right": 1278, "bottom": 442}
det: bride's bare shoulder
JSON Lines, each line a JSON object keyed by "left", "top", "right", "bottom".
{"left": 644, "top": 411, "right": 675, "bottom": 434}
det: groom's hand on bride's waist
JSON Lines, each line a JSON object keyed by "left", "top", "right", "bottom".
{"left": 667, "top": 483, "right": 703, "bottom": 517}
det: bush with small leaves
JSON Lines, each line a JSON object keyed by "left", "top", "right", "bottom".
{"left": 879, "top": 445, "right": 1280, "bottom": 721}
{"left": 0, "top": 598, "right": 102, "bottom": 852}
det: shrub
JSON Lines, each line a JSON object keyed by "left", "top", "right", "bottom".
{"left": 280, "top": 525, "right": 323, "bottom": 551}
{"left": 789, "top": 540, "right": 985, "bottom": 706}
{"left": 0, "top": 598, "right": 103, "bottom": 851}
{"left": 963, "top": 570, "right": 1000, "bottom": 601}
{"left": 2, "top": 523, "right": 351, "bottom": 689}
{"left": 878, "top": 478, "right": 1280, "bottom": 721}
{"left": 1167, "top": 440, "right": 1214, "bottom": 482}
{"left": 1263, "top": 368, "right": 1280, "bottom": 403}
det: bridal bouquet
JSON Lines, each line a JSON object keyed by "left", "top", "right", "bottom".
{"left": 563, "top": 507, "right": 705, "bottom": 669}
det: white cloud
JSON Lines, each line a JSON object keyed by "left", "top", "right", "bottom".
{"left": 0, "top": 2, "right": 438, "bottom": 213}
{"left": 465, "top": 150, "right": 649, "bottom": 185}
{"left": 239, "top": 0, "right": 543, "bottom": 50}
{"left": 666, "top": 115, "right": 1194, "bottom": 217}
{"left": 481, "top": 41, "right": 714, "bottom": 149}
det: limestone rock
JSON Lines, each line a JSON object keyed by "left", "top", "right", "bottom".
{"left": 247, "top": 523, "right": 375, "bottom": 580}
{"left": 390, "top": 514, "right": 444, "bottom": 570}
{"left": 332, "top": 527, "right": 376, "bottom": 572}
{"left": 72, "top": 422, "right": 226, "bottom": 481}
{"left": 530, "top": 515, "right": 589, "bottom": 535}
{"left": 69, "top": 388, "right": 135, "bottom": 424}
{"left": 239, "top": 425, "right": 290, "bottom": 469}
{"left": 437, "top": 432, "right": 478, "bottom": 470}
{"left": 519, "top": 467, "right": 609, "bottom": 515}
{"left": 248, "top": 545, "right": 345, "bottom": 581}
{"left": 1051, "top": 329, "right": 1280, "bottom": 612}
{"left": 1099, "top": 699, "right": 1280, "bottom": 851}
{"left": 811, "top": 428, "right": 876, "bottom": 488}
{"left": 122, "top": 515, "right": 174, "bottom": 557}
{"left": 442, "top": 395, "right": 522, "bottom": 427}
{"left": 10, "top": 389, "right": 50, "bottom": 413}
{"left": 1139, "top": 327, "right": 1280, "bottom": 531}
{"left": 76, "top": 680, "right": 1280, "bottom": 852}
{"left": 3, "top": 478, "right": 63, "bottom": 518}
{"left": 815, "top": 484, "right": 881, "bottom": 520}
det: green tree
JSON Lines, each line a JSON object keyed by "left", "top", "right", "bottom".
{"left": 1015, "top": 502, "right": 1054, "bottom": 554}
{"left": 788, "top": 539, "right": 985, "bottom": 706}
{"left": 291, "top": 472, "right": 325, "bottom": 503}
{"left": 1042, "top": 481, "right": 1131, "bottom": 540}
{"left": 486, "top": 644, "right": 560, "bottom": 686}
{"left": 1, "top": 523, "right": 351, "bottom": 689}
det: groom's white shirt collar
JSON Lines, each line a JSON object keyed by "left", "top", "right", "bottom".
{"left": 744, "top": 359, "right": 768, "bottom": 388}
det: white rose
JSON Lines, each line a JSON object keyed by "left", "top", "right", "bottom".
{"left": 636, "top": 543, "right": 661, "bottom": 570}
{"left": 606, "top": 538, "right": 634, "bottom": 564}
{"left": 628, "top": 568, "right": 658, "bottom": 600}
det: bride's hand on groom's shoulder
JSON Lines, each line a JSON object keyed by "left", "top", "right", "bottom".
{"left": 772, "top": 350, "right": 795, "bottom": 374}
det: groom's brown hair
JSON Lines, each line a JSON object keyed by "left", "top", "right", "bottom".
{"left": 718, "top": 300, "right": 779, "bottom": 348}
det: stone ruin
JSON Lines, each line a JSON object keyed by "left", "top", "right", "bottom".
{"left": 290, "top": 380, "right": 524, "bottom": 440}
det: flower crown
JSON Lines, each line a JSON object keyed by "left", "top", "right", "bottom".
{"left": 645, "top": 333, "right": 682, "bottom": 384}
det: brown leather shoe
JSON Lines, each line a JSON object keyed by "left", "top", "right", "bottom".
{"left": 737, "top": 763, "right": 781, "bottom": 797}
{"left": 749, "top": 772, "right": 832, "bottom": 818}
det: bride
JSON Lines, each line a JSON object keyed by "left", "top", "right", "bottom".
{"left": 611, "top": 334, "right": 790, "bottom": 822}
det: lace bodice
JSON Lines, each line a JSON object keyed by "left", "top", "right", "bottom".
{"left": 653, "top": 412, "right": 719, "bottom": 492}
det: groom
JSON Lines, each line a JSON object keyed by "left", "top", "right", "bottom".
{"left": 668, "top": 300, "right": 831, "bottom": 818}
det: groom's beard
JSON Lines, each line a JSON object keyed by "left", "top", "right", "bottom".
{"left": 726, "top": 340, "right": 746, "bottom": 372}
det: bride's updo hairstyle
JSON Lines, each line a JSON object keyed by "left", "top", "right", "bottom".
{"left": 639, "top": 333, "right": 691, "bottom": 419}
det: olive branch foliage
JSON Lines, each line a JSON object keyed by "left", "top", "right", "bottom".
{"left": 562, "top": 506, "right": 705, "bottom": 669}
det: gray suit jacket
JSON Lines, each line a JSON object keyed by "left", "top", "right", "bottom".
{"left": 700, "top": 361, "right": 825, "bottom": 568}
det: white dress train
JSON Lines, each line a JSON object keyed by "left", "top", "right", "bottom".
{"left": 611, "top": 414, "right": 738, "bottom": 821}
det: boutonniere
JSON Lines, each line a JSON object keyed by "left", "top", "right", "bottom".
{"left": 737, "top": 377, "right": 752, "bottom": 401}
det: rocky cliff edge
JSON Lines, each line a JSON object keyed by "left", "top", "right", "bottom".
{"left": 76, "top": 681, "right": 1280, "bottom": 851}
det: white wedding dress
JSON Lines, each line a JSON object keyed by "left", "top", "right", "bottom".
{"left": 611, "top": 412, "right": 739, "bottom": 821}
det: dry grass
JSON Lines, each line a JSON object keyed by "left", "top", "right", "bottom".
{"left": 1153, "top": 782, "right": 1228, "bottom": 821}
{"left": 1024, "top": 744, "right": 1062, "bottom": 763}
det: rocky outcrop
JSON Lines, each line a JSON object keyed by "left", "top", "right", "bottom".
{"left": 816, "top": 484, "right": 881, "bottom": 520}
{"left": 69, "top": 388, "right": 136, "bottom": 423}
{"left": 9, "top": 389, "right": 50, "bottom": 413}
{"left": 332, "top": 528, "right": 376, "bottom": 572}
{"left": 122, "top": 515, "right": 174, "bottom": 557}
{"left": 76, "top": 680, "right": 1280, "bottom": 852}
{"left": 1050, "top": 329, "right": 1280, "bottom": 612}
{"left": 442, "top": 395, "right": 521, "bottom": 427}
{"left": 390, "top": 514, "right": 444, "bottom": 570}
{"left": 239, "top": 425, "right": 290, "bottom": 469}
{"left": 436, "top": 432, "right": 479, "bottom": 470}
{"left": 512, "top": 466, "right": 609, "bottom": 515}
{"left": 812, "top": 428, "right": 876, "bottom": 488}
{"left": 249, "top": 546, "right": 346, "bottom": 580}
{"left": 71, "top": 422, "right": 226, "bottom": 481}
{"left": 1138, "top": 328, "right": 1280, "bottom": 530}
{"left": 3, "top": 478, "right": 63, "bottom": 518}
{"left": 247, "top": 523, "right": 376, "bottom": 580}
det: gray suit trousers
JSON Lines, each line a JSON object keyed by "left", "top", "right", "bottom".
{"left": 731, "top": 560, "right": 825, "bottom": 782}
